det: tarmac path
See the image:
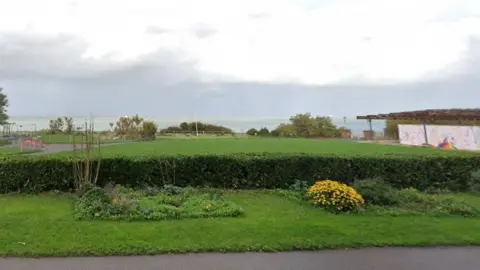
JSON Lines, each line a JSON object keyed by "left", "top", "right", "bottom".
{"left": 1, "top": 247, "right": 479, "bottom": 270}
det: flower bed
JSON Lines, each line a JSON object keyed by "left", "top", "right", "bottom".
{"left": 73, "top": 185, "right": 244, "bottom": 221}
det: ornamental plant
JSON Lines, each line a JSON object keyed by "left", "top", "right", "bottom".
{"left": 307, "top": 180, "right": 365, "bottom": 212}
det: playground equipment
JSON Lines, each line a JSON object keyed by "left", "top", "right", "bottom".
{"left": 19, "top": 136, "right": 44, "bottom": 151}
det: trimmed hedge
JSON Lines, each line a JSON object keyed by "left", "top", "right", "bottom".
{"left": 0, "top": 154, "right": 480, "bottom": 193}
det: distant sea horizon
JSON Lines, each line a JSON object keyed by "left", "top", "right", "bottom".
{"left": 6, "top": 116, "right": 386, "bottom": 137}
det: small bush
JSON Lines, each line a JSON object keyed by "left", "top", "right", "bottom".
{"left": 395, "top": 188, "right": 480, "bottom": 217}
{"left": 289, "top": 180, "right": 309, "bottom": 194}
{"left": 73, "top": 185, "right": 244, "bottom": 221}
{"left": 73, "top": 187, "right": 116, "bottom": 219}
{"left": 469, "top": 170, "right": 480, "bottom": 193}
{"left": 307, "top": 180, "right": 364, "bottom": 213}
{"left": 353, "top": 178, "right": 398, "bottom": 206}
{"left": 161, "top": 184, "right": 184, "bottom": 195}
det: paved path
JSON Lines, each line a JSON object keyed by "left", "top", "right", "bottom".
{"left": 1, "top": 247, "right": 479, "bottom": 270}
{"left": 26, "top": 143, "right": 128, "bottom": 155}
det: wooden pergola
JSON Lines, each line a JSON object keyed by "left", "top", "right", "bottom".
{"left": 356, "top": 109, "right": 480, "bottom": 141}
{"left": 357, "top": 109, "right": 480, "bottom": 121}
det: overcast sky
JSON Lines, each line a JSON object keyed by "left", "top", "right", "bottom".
{"left": 0, "top": 0, "right": 479, "bottom": 118}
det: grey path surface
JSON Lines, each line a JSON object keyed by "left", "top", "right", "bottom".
{"left": 28, "top": 143, "right": 128, "bottom": 155}
{"left": 1, "top": 247, "right": 480, "bottom": 270}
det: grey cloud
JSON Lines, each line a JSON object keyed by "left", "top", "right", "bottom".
{"left": 1, "top": 29, "right": 479, "bottom": 119}
{"left": 190, "top": 23, "right": 217, "bottom": 39}
{"left": 248, "top": 13, "right": 269, "bottom": 19}
{"left": 145, "top": 26, "right": 170, "bottom": 35}
{"left": 0, "top": 31, "right": 199, "bottom": 85}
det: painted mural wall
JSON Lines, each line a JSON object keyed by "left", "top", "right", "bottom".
{"left": 398, "top": 124, "right": 480, "bottom": 151}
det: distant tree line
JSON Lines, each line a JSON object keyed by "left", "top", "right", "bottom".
{"left": 160, "top": 122, "right": 234, "bottom": 134}
{"left": 247, "top": 113, "right": 344, "bottom": 138}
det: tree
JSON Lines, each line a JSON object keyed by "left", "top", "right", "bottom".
{"left": 48, "top": 117, "right": 65, "bottom": 134}
{"left": 246, "top": 128, "right": 258, "bottom": 136}
{"left": 141, "top": 121, "right": 158, "bottom": 140}
{"left": 114, "top": 116, "right": 138, "bottom": 139}
{"left": 270, "top": 129, "right": 280, "bottom": 137}
{"left": 274, "top": 113, "right": 341, "bottom": 138}
{"left": 180, "top": 122, "right": 189, "bottom": 130}
{"left": 275, "top": 123, "right": 296, "bottom": 137}
{"left": 160, "top": 122, "right": 234, "bottom": 134}
{"left": 290, "top": 113, "right": 313, "bottom": 137}
{"left": 0, "top": 88, "right": 9, "bottom": 125}
{"left": 258, "top": 127, "right": 270, "bottom": 136}
{"left": 64, "top": 117, "right": 74, "bottom": 134}
{"left": 131, "top": 114, "right": 144, "bottom": 133}
{"left": 114, "top": 114, "right": 154, "bottom": 140}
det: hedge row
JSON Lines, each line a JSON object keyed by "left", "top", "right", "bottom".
{"left": 0, "top": 154, "right": 480, "bottom": 193}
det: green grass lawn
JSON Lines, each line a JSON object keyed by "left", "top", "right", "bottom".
{"left": 0, "top": 140, "right": 10, "bottom": 147}
{"left": 0, "top": 147, "right": 40, "bottom": 155}
{"left": 1, "top": 191, "right": 480, "bottom": 257}
{"left": 52, "top": 137, "right": 479, "bottom": 157}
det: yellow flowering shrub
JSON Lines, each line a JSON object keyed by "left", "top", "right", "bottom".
{"left": 307, "top": 180, "right": 365, "bottom": 212}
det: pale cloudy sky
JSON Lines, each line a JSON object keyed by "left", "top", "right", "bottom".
{"left": 0, "top": 0, "right": 479, "bottom": 119}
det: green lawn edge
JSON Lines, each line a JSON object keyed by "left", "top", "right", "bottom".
{"left": 2, "top": 190, "right": 480, "bottom": 257}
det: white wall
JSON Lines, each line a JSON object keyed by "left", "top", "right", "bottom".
{"left": 398, "top": 124, "right": 480, "bottom": 151}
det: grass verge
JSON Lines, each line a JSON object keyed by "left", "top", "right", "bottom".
{"left": 51, "top": 138, "right": 479, "bottom": 157}
{"left": 0, "top": 147, "right": 41, "bottom": 155}
{"left": 1, "top": 190, "right": 480, "bottom": 257}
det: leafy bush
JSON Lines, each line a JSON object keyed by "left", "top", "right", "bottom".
{"left": 307, "top": 180, "right": 364, "bottom": 212}
{"left": 161, "top": 184, "right": 184, "bottom": 195}
{"left": 73, "top": 185, "right": 244, "bottom": 221}
{"left": 394, "top": 188, "right": 480, "bottom": 217}
{"left": 469, "top": 170, "right": 480, "bottom": 193}
{"left": 1, "top": 154, "right": 480, "bottom": 193}
{"left": 140, "top": 121, "right": 158, "bottom": 140}
{"left": 353, "top": 178, "right": 399, "bottom": 206}
{"left": 289, "top": 180, "right": 309, "bottom": 194}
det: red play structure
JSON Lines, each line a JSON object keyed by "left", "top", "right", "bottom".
{"left": 20, "top": 137, "right": 44, "bottom": 151}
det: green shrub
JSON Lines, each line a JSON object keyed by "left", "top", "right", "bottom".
{"left": 1, "top": 154, "right": 480, "bottom": 193}
{"left": 289, "top": 180, "right": 309, "bottom": 194}
{"left": 395, "top": 188, "right": 480, "bottom": 217}
{"left": 469, "top": 170, "right": 480, "bottom": 193}
{"left": 161, "top": 184, "right": 184, "bottom": 195}
{"left": 307, "top": 180, "right": 365, "bottom": 213}
{"left": 353, "top": 178, "right": 399, "bottom": 206}
{"left": 73, "top": 185, "right": 244, "bottom": 221}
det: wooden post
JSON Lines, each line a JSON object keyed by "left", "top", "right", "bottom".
{"left": 422, "top": 120, "right": 429, "bottom": 145}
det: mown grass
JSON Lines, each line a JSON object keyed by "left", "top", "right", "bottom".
{"left": 1, "top": 191, "right": 480, "bottom": 257}
{"left": 0, "top": 147, "right": 40, "bottom": 155}
{"left": 52, "top": 138, "right": 478, "bottom": 157}
{"left": 0, "top": 140, "right": 10, "bottom": 147}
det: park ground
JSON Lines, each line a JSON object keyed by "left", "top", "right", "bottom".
{"left": 1, "top": 190, "right": 480, "bottom": 257}
{"left": 0, "top": 136, "right": 479, "bottom": 258}
{"left": 1, "top": 134, "right": 479, "bottom": 156}
{"left": 50, "top": 136, "right": 479, "bottom": 156}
